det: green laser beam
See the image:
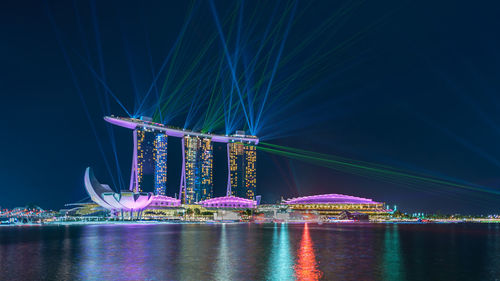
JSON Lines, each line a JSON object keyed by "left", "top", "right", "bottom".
{"left": 254, "top": 143, "right": 500, "bottom": 197}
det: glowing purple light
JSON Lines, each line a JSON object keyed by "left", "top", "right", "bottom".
{"left": 101, "top": 192, "right": 154, "bottom": 210}
{"left": 149, "top": 195, "right": 181, "bottom": 207}
{"left": 197, "top": 196, "right": 257, "bottom": 209}
{"left": 283, "top": 194, "right": 381, "bottom": 205}
{"left": 85, "top": 167, "right": 154, "bottom": 211}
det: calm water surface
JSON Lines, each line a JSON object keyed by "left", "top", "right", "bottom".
{"left": 0, "top": 223, "right": 499, "bottom": 280}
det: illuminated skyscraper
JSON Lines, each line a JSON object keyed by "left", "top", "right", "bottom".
{"left": 183, "top": 136, "right": 200, "bottom": 204}
{"left": 229, "top": 142, "right": 257, "bottom": 199}
{"left": 154, "top": 133, "right": 168, "bottom": 196}
{"left": 229, "top": 142, "right": 243, "bottom": 197}
{"left": 104, "top": 116, "right": 258, "bottom": 202}
{"left": 132, "top": 128, "right": 164, "bottom": 193}
{"left": 200, "top": 138, "right": 213, "bottom": 199}
{"left": 181, "top": 136, "right": 213, "bottom": 204}
{"left": 244, "top": 144, "right": 257, "bottom": 199}
{"left": 134, "top": 129, "right": 146, "bottom": 192}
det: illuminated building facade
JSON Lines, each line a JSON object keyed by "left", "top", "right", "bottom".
{"left": 104, "top": 116, "right": 259, "bottom": 205}
{"left": 244, "top": 144, "right": 257, "bottom": 199}
{"left": 182, "top": 136, "right": 213, "bottom": 204}
{"left": 183, "top": 136, "right": 200, "bottom": 204}
{"left": 229, "top": 142, "right": 257, "bottom": 200}
{"left": 200, "top": 138, "right": 213, "bottom": 200}
{"left": 134, "top": 128, "right": 146, "bottom": 192}
{"left": 132, "top": 128, "right": 166, "bottom": 193}
{"left": 282, "top": 194, "right": 391, "bottom": 217}
{"left": 154, "top": 133, "right": 168, "bottom": 196}
{"left": 229, "top": 142, "right": 243, "bottom": 197}
{"left": 197, "top": 196, "right": 257, "bottom": 209}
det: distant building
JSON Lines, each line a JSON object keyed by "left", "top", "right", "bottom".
{"left": 282, "top": 194, "right": 391, "bottom": 218}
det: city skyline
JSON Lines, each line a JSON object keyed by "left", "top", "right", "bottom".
{"left": 3, "top": 2, "right": 500, "bottom": 281}
{"left": 2, "top": 1, "right": 500, "bottom": 214}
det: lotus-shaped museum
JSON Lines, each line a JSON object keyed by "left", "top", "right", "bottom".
{"left": 84, "top": 167, "right": 155, "bottom": 211}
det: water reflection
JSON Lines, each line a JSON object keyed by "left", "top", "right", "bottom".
{"left": 120, "top": 225, "right": 150, "bottom": 280}
{"left": 295, "top": 223, "right": 322, "bottom": 280}
{"left": 269, "top": 223, "right": 294, "bottom": 280}
{"left": 55, "top": 226, "right": 72, "bottom": 279}
{"left": 1, "top": 224, "right": 499, "bottom": 280}
{"left": 382, "top": 224, "right": 403, "bottom": 281}
{"left": 215, "top": 224, "right": 235, "bottom": 280}
{"left": 486, "top": 223, "right": 500, "bottom": 280}
{"left": 78, "top": 225, "right": 151, "bottom": 280}
{"left": 78, "top": 225, "right": 101, "bottom": 280}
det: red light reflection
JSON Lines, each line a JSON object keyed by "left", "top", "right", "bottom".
{"left": 295, "top": 223, "right": 323, "bottom": 280}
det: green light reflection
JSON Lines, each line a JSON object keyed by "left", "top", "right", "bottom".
{"left": 382, "top": 224, "right": 403, "bottom": 281}
{"left": 268, "top": 223, "right": 294, "bottom": 281}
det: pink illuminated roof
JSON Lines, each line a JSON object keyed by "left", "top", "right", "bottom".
{"left": 197, "top": 196, "right": 257, "bottom": 208}
{"left": 198, "top": 196, "right": 256, "bottom": 204}
{"left": 283, "top": 194, "right": 381, "bottom": 205}
{"left": 151, "top": 195, "right": 181, "bottom": 202}
{"left": 150, "top": 195, "right": 181, "bottom": 207}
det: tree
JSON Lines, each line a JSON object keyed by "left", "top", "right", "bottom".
{"left": 185, "top": 209, "right": 194, "bottom": 216}
{"left": 392, "top": 210, "right": 404, "bottom": 218}
{"left": 194, "top": 208, "right": 201, "bottom": 216}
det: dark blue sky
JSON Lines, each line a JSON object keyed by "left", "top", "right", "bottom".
{"left": 2, "top": 0, "right": 500, "bottom": 214}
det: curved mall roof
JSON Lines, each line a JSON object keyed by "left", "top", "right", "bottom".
{"left": 197, "top": 196, "right": 257, "bottom": 209}
{"left": 282, "top": 194, "right": 381, "bottom": 205}
{"left": 149, "top": 195, "right": 181, "bottom": 207}
{"left": 105, "top": 116, "right": 259, "bottom": 144}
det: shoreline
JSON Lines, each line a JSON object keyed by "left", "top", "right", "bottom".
{"left": 2, "top": 219, "right": 500, "bottom": 227}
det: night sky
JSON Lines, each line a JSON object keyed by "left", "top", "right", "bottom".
{"left": 2, "top": 1, "right": 500, "bottom": 214}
